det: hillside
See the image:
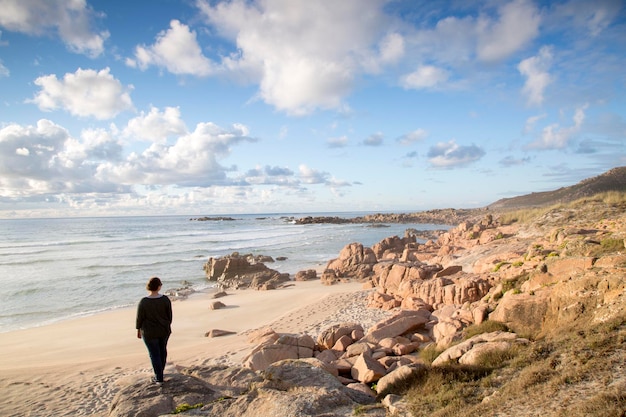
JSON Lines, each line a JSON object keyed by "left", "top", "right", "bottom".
{"left": 489, "top": 166, "right": 626, "bottom": 209}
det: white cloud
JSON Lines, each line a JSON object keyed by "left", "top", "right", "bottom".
{"left": 402, "top": 65, "right": 449, "bottom": 90}
{"left": 523, "top": 113, "right": 547, "bottom": 134}
{"left": 298, "top": 164, "right": 330, "bottom": 185}
{"left": 123, "top": 106, "right": 188, "bottom": 144}
{"left": 0, "top": 119, "right": 124, "bottom": 197}
{"left": 243, "top": 165, "right": 296, "bottom": 186}
{"left": 327, "top": 135, "right": 349, "bottom": 148}
{"left": 397, "top": 129, "right": 428, "bottom": 145}
{"left": 0, "top": 0, "right": 108, "bottom": 57}
{"left": 128, "top": 20, "right": 214, "bottom": 76}
{"left": 552, "top": 0, "right": 623, "bottom": 37}
{"left": 100, "top": 122, "right": 254, "bottom": 187}
{"left": 518, "top": 46, "right": 553, "bottom": 106}
{"left": 527, "top": 104, "right": 588, "bottom": 150}
{"left": 476, "top": 0, "right": 541, "bottom": 62}
{"left": 30, "top": 68, "right": 134, "bottom": 120}
{"left": 0, "top": 60, "right": 8, "bottom": 77}
{"left": 363, "top": 133, "right": 384, "bottom": 146}
{"left": 378, "top": 32, "right": 405, "bottom": 65}
{"left": 499, "top": 155, "right": 532, "bottom": 167}
{"left": 197, "top": 0, "right": 394, "bottom": 115}
{"left": 427, "top": 139, "right": 486, "bottom": 168}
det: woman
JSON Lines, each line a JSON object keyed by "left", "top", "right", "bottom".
{"left": 136, "top": 276, "right": 172, "bottom": 384}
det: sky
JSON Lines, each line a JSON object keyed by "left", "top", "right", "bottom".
{"left": 0, "top": 0, "right": 625, "bottom": 218}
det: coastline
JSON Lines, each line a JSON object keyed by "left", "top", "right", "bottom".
{"left": 0, "top": 280, "right": 388, "bottom": 417}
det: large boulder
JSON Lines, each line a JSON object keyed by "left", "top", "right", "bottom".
{"left": 325, "top": 243, "right": 378, "bottom": 281}
{"left": 361, "top": 310, "right": 430, "bottom": 344}
{"left": 489, "top": 291, "right": 550, "bottom": 337}
{"left": 371, "top": 235, "right": 416, "bottom": 260}
{"left": 203, "top": 252, "right": 290, "bottom": 290}
{"left": 431, "top": 331, "right": 527, "bottom": 366}
{"left": 317, "top": 322, "right": 364, "bottom": 350}
{"left": 108, "top": 373, "right": 221, "bottom": 417}
{"left": 243, "top": 333, "right": 316, "bottom": 371}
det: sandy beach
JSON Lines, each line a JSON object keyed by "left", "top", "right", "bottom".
{"left": 0, "top": 280, "right": 391, "bottom": 417}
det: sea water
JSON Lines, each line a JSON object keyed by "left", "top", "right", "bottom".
{"left": 0, "top": 213, "right": 447, "bottom": 333}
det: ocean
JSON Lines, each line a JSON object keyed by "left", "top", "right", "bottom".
{"left": 0, "top": 213, "right": 447, "bottom": 333}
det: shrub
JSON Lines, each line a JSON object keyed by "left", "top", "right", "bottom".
{"left": 492, "top": 261, "right": 509, "bottom": 272}
{"left": 172, "top": 403, "right": 204, "bottom": 414}
{"left": 471, "top": 345, "right": 519, "bottom": 369}
{"left": 463, "top": 321, "right": 509, "bottom": 340}
{"left": 419, "top": 344, "right": 444, "bottom": 364}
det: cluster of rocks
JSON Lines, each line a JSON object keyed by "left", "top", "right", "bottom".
{"left": 203, "top": 252, "right": 291, "bottom": 290}
{"left": 190, "top": 216, "right": 237, "bottom": 221}
{"left": 110, "top": 202, "right": 625, "bottom": 416}
{"left": 293, "top": 208, "right": 482, "bottom": 226}
{"left": 110, "top": 307, "right": 529, "bottom": 417}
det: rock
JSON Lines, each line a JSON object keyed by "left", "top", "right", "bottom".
{"left": 203, "top": 252, "right": 290, "bottom": 290}
{"left": 243, "top": 333, "right": 316, "bottom": 371}
{"left": 212, "top": 291, "right": 228, "bottom": 298}
{"left": 381, "top": 394, "right": 410, "bottom": 416}
{"left": 401, "top": 295, "right": 432, "bottom": 311}
{"left": 210, "top": 301, "right": 226, "bottom": 310}
{"left": 345, "top": 342, "right": 373, "bottom": 358}
{"left": 108, "top": 373, "right": 221, "bottom": 417}
{"left": 546, "top": 257, "right": 595, "bottom": 277}
{"left": 362, "top": 310, "right": 430, "bottom": 344}
{"left": 205, "top": 329, "right": 236, "bottom": 337}
{"left": 347, "top": 382, "right": 377, "bottom": 398}
{"left": 294, "top": 269, "right": 318, "bottom": 281}
{"left": 351, "top": 352, "right": 387, "bottom": 384}
{"left": 332, "top": 334, "right": 354, "bottom": 351}
{"left": 432, "top": 319, "right": 464, "bottom": 347}
{"left": 435, "top": 265, "right": 463, "bottom": 278}
{"left": 317, "top": 323, "right": 364, "bottom": 350}
{"left": 262, "top": 360, "right": 377, "bottom": 405}
{"left": 325, "top": 243, "right": 378, "bottom": 281}
{"left": 197, "top": 360, "right": 382, "bottom": 417}
{"left": 489, "top": 291, "right": 550, "bottom": 337}
{"left": 243, "top": 344, "right": 301, "bottom": 371}
{"left": 394, "top": 274, "right": 492, "bottom": 307}
{"left": 246, "top": 327, "right": 279, "bottom": 345}
{"left": 376, "top": 364, "right": 423, "bottom": 396}
{"left": 458, "top": 341, "right": 512, "bottom": 365}
{"left": 432, "top": 331, "right": 520, "bottom": 366}
{"left": 296, "top": 357, "right": 339, "bottom": 377}
{"left": 182, "top": 364, "right": 263, "bottom": 397}
{"left": 315, "top": 349, "right": 341, "bottom": 363}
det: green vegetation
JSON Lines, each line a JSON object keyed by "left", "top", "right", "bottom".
{"left": 492, "top": 261, "right": 509, "bottom": 272}
{"left": 172, "top": 403, "right": 204, "bottom": 414}
{"left": 397, "top": 314, "right": 626, "bottom": 417}
{"left": 497, "top": 191, "right": 626, "bottom": 226}
{"left": 501, "top": 274, "right": 529, "bottom": 293}
{"left": 353, "top": 404, "right": 385, "bottom": 415}
{"left": 600, "top": 237, "right": 625, "bottom": 252}
{"left": 419, "top": 344, "right": 444, "bottom": 364}
{"left": 462, "top": 321, "right": 509, "bottom": 340}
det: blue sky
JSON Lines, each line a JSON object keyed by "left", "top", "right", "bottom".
{"left": 0, "top": 0, "right": 624, "bottom": 218}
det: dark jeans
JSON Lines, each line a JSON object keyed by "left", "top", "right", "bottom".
{"left": 143, "top": 335, "right": 169, "bottom": 382}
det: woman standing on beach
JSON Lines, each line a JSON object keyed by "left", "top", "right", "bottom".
{"left": 136, "top": 277, "right": 172, "bottom": 384}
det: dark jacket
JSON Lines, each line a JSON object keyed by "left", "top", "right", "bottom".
{"left": 136, "top": 295, "right": 172, "bottom": 339}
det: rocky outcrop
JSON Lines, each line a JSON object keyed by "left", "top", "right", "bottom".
{"left": 109, "top": 361, "right": 383, "bottom": 417}
{"left": 295, "top": 208, "right": 482, "bottom": 226}
{"left": 294, "top": 269, "right": 317, "bottom": 281}
{"left": 323, "top": 243, "right": 378, "bottom": 283}
{"left": 431, "top": 331, "right": 528, "bottom": 366}
{"left": 203, "top": 252, "right": 290, "bottom": 290}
